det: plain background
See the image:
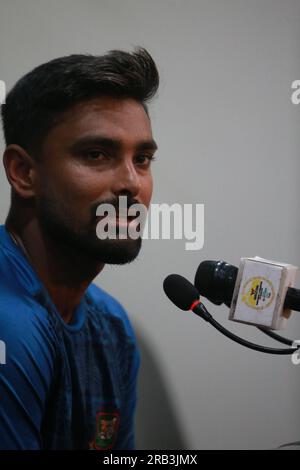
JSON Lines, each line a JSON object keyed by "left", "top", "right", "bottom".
{"left": 0, "top": 0, "right": 300, "bottom": 450}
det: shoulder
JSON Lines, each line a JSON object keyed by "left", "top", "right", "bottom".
{"left": 0, "top": 287, "right": 58, "bottom": 384}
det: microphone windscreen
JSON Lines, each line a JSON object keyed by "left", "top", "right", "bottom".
{"left": 194, "top": 260, "right": 217, "bottom": 298}
{"left": 163, "top": 274, "right": 199, "bottom": 310}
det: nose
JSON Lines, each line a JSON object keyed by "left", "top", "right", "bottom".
{"left": 112, "top": 159, "right": 141, "bottom": 199}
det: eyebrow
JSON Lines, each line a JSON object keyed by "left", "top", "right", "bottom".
{"left": 69, "top": 135, "right": 158, "bottom": 153}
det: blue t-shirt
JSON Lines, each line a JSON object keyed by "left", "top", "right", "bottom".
{"left": 0, "top": 225, "right": 140, "bottom": 450}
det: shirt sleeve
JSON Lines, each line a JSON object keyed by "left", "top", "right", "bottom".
{"left": 0, "top": 301, "right": 56, "bottom": 450}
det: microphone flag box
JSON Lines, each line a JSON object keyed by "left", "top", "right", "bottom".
{"left": 229, "top": 257, "right": 298, "bottom": 330}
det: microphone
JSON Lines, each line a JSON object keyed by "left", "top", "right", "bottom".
{"left": 163, "top": 273, "right": 299, "bottom": 355}
{"left": 163, "top": 274, "right": 212, "bottom": 320}
{"left": 194, "top": 260, "right": 300, "bottom": 312}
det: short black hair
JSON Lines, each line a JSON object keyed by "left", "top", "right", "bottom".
{"left": 1, "top": 47, "right": 159, "bottom": 155}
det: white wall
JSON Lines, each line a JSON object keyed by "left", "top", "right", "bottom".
{"left": 0, "top": 0, "right": 299, "bottom": 449}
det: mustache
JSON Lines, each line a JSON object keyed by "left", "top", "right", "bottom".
{"left": 91, "top": 196, "right": 140, "bottom": 218}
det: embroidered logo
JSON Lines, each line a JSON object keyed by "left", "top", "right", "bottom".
{"left": 91, "top": 411, "right": 120, "bottom": 450}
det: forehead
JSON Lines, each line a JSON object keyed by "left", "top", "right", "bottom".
{"left": 47, "top": 96, "right": 153, "bottom": 145}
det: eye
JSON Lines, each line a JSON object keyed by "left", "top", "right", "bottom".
{"left": 134, "top": 154, "right": 156, "bottom": 166}
{"left": 85, "top": 150, "right": 109, "bottom": 160}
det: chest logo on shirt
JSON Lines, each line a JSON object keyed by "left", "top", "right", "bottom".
{"left": 90, "top": 411, "right": 120, "bottom": 450}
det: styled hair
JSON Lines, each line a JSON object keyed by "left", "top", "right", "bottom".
{"left": 1, "top": 47, "right": 159, "bottom": 154}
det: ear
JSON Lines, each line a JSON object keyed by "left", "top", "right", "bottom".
{"left": 3, "top": 144, "right": 37, "bottom": 198}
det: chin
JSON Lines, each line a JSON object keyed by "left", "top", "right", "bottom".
{"left": 88, "top": 237, "right": 142, "bottom": 265}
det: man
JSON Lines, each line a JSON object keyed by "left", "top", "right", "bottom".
{"left": 0, "top": 48, "right": 159, "bottom": 449}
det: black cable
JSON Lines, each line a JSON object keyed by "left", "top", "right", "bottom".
{"left": 193, "top": 302, "right": 299, "bottom": 355}
{"left": 209, "top": 318, "right": 296, "bottom": 354}
{"left": 257, "top": 327, "right": 294, "bottom": 346}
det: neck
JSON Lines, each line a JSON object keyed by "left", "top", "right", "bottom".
{"left": 6, "top": 213, "right": 105, "bottom": 324}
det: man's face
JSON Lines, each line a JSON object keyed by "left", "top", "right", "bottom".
{"left": 34, "top": 96, "right": 156, "bottom": 264}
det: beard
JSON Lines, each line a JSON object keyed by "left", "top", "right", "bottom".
{"left": 36, "top": 193, "right": 143, "bottom": 265}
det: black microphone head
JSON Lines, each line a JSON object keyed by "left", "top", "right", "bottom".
{"left": 194, "top": 260, "right": 238, "bottom": 307}
{"left": 163, "top": 274, "right": 199, "bottom": 311}
{"left": 194, "top": 261, "right": 220, "bottom": 301}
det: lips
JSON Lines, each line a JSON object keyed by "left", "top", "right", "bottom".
{"left": 116, "top": 212, "right": 137, "bottom": 222}
{"left": 96, "top": 212, "right": 136, "bottom": 220}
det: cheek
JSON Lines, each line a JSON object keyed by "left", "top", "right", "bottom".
{"left": 43, "top": 164, "right": 110, "bottom": 205}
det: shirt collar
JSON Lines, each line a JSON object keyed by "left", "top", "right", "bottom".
{"left": 0, "top": 224, "right": 89, "bottom": 330}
